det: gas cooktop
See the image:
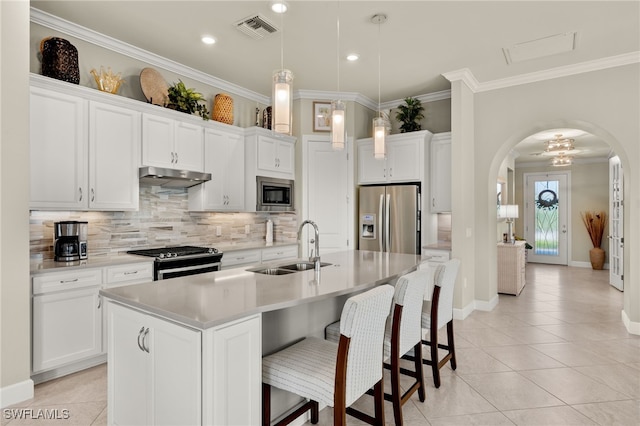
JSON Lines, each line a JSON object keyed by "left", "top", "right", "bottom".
{"left": 127, "top": 246, "right": 220, "bottom": 260}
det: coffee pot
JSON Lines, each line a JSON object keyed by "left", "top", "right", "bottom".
{"left": 54, "top": 221, "right": 87, "bottom": 261}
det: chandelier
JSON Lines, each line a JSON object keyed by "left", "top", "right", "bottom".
{"left": 545, "top": 133, "right": 574, "bottom": 153}
{"left": 372, "top": 14, "right": 387, "bottom": 160}
{"left": 551, "top": 154, "right": 573, "bottom": 166}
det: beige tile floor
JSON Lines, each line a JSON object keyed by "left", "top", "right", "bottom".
{"left": 4, "top": 263, "right": 639, "bottom": 425}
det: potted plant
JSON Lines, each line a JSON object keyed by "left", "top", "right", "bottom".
{"left": 167, "top": 80, "right": 210, "bottom": 120}
{"left": 395, "top": 97, "right": 424, "bottom": 133}
{"left": 580, "top": 210, "right": 607, "bottom": 270}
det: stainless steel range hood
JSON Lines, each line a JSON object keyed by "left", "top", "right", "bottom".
{"left": 139, "top": 166, "right": 211, "bottom": 188}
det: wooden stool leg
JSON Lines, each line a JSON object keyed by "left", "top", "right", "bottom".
{"left": 413, "top": 342, "right": 426, "bottom": 402}
{"left": 390, "top": 353, "right": 403, "bottom": 425}
{"left": 431, "top": 323, "right": 441, "bottom": 388}
{"left": 262, "top": 383, "right": 271, "bottom": 426}
{"left": 447, "top": 321, "right": 457, "bottom": 370}
{"left": 373, "top": 379, "right": 385, "bottom": 426}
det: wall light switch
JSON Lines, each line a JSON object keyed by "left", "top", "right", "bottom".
{"left": 216, "top": 226, "right": 222, "bottom": 237}
{"left": 245, "top": 224, "right": 251, "bottom": 234}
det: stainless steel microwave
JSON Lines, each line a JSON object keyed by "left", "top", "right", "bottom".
{"left": 256, "top": 176, "right": 294, "bottom": 212}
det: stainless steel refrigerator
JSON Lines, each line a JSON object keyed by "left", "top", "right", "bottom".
{"left": 358, "top": 184, "right": 421, "bottom": 254}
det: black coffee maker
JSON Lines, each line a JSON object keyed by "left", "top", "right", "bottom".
{"left": 54, "top": 221, "right": 88, "bottom": 261}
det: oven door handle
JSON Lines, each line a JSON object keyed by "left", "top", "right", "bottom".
{"left": 157, "top": 262, "right": 221, "bottom": 280}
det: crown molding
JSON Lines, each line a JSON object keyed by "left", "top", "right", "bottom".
{"left": 295, "top": 90, "right": 378, "bottom": 109}
{"left": 444, "top": 52, "right": 640, "bottom": 93}
{"left": 30, "top": 7, "right": 271, "bottom": 105}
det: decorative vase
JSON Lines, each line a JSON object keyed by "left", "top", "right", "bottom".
{"left": 212, "top": 93, "right": 234, "bottom": 124}
{"left": 589, "top": 247, "right": 605, "bottom": 270}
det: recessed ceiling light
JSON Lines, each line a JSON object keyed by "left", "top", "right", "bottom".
{"left": 201, "top": 36, "right": 216, "bottom": 45}
{"left": 346, "top": 54, "right": 359, "bottom": 61}
{"left": 270, "top": 1, "right": 288, "bottom": 13}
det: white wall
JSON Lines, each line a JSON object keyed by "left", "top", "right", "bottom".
{"left": 450, "top": 63, "right": 640, "bottom": 332}
{"left": 1, "top": 0, "right": 33, "bottom": 407}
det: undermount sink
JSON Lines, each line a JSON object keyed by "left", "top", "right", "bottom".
{"left": 249, "top": 267, "right": 295, "bottom": 275}
{"left": 248, "top": 262, "right": 332, "bottom": 275}
{"left": 278, "top": 262, "right": 332, "bottom": 271}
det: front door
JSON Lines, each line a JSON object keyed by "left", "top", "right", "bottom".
{"left": 524, "top": 172, "right": 569, "bottom": 265}
{"left": 609, "top": 156, "right": 624, "bottom": 291}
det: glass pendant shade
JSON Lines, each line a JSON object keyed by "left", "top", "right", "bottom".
{"left": 373, "top": 116, "right": 386, "bottom": 159}
{"left": 273, "top": 69, "right": 293, "bottom": 135}
{"left": 331, "top": 100, "right": 346, "bottom": 150}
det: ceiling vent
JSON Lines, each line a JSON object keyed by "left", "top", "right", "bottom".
{"left": 235, "top": 14, "right": 279, "bottom": 39}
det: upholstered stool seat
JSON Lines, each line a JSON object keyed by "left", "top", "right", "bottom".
{"left": 262, "top": 285, "right": 394, "bottom": 426}
{"left": 325, "top": 269, "right": 430, "bottom": 425}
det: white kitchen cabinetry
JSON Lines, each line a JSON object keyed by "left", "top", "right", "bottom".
{"left": 89, "top": 101, "right": 140, "bottom": 210}
{"left": 30, "top": 82, "right": 140, "bottom": 211}
{"left": 108, "top": 302, "right": 202, "bottom": 426}
{"left": 430, "top": 132, "right": 452, "bottom": 213}
{"left": 203, "top": 314, "right": 261, "bottom": 426}
{"left": 101, "top": 262, "right": 154, "bottom": 352}
{"left": 220, "top": 248, "right": 262, "bottom": 269}
{"left": 261, "top": 245, "right": 299, "bottom": 263}
{"left": 30, "top": 86, "right": 88, "bottom": 210}
{"left": 497, "top": 241, "right": 526, "bottom": 295}
{"left": 189, "top": 126, "right": 245, "bottom": 211}
{"left": 245, "top": 127, "right": 296, "bottom": 210}
{"left": 142, "top": 112, "right": 204, "bottom": 172}
{"left": 32, "top": 268, "right": 103, "bottom": 375}
{"left": 357, "top": 131, "right": 431, "bottom": 184}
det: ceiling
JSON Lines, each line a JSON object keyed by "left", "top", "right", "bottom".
{"left": 31, "top": 1, "right": 639, "bottom": 163}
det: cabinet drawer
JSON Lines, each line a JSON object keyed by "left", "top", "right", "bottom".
{"left": 221, "top": 249, "right": 261, "bottom": 268}
{"left": 261, "top": 245, "right": 298, "bottom": 262}
{"left": 33, "top": 268, "right": 103, "bottom": 295}
{"left": 422, "top": 249, "right": 451, "bottom": 262}
{"left": 105, "top": 262, "right": 153, "bottom": 287}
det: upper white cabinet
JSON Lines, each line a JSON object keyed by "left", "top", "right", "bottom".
{"left": 430, "top": 132, "right": 452, "bottom": 213}
{"left": 30, "top": 82, "right": 140, "bottom": 211}
{"left": 357, "top": 131, "right": 431, "bottom": 184}
{"left": 141, "top": 113, "right": 204, "bottom": 172}
{"left": 244, "top": 127, "right": 296, "bottom": 211}
{"left": 30, "top": 86, "right": 88, "bottom": 210}
{"left": 89, "top": 102, "right": 140, "bottom": 210}
{"left": 189, "top": 126, "right": 245, "bottom": 211}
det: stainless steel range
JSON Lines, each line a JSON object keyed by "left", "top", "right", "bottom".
{"left": 127, "top": 246, "right": 223, "bottom": 280}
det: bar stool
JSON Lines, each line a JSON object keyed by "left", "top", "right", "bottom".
{"left": 405, "top": 258, "right": 460, "bottom": 388}
{"left": 262, "top": 285, "right": 394, "bottom": 426}
{"left": 325, "top": 269, "right": 429, "bottom": 425}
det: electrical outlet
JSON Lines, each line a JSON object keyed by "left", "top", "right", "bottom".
{"left": 216, "top": 226, "right": 222, "bottom": 237}
{"left": 245, "top": 224, "right": 251, "bottom": 234}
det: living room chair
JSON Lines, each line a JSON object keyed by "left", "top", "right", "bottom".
{"left": 325, "top": 269, "right": 430, "bottom": 425}
{"left": 262, "top": 284, "right": 394, "bottom": 426}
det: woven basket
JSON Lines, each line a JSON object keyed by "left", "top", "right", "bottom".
{"left": 212, "top": 93, "right": 234, "bottom": 125}
{"left": 40, "top": 37, "right": 80, "bottom": 85}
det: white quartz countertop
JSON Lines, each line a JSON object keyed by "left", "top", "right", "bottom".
{"left": 30, "top": 241, "right": 298, "bottom": 274}
{"left": 100, "top": 250, "right": 421, "bottom": 330}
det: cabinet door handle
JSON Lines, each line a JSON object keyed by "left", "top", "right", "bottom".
{"left": 175, "top": 152, "right": 179, "bottom": 164}
{"left": 137, "top": 326, "right": 145, "bottom": 352}
{"left": 142, "top": 327, "right": 150, "bottom": 353}
{"left": 432, "top": 198, "right": 435, "bottom": 208}
{"left": 389, "top": 167, "right": 393, "bottom": 177}
{"left": 383, "top": 168, "right": 386, "bottom": 178}
{"left": 124, "top": 270, "right": 138, "bottom": 275}
{"left": 59, "top": 278, "right": 79, "bottom": 284}
{"left": 79, "top": 187, "right": 83, "bottom": 202}
{"left": 91, "top": 188, "right": 95, "bottom": 202}
{"left": 97, "top": 295, "right": 102, "bottom": 309}
{"left": 171, "top": 152, "right": 176, "bottom": 163}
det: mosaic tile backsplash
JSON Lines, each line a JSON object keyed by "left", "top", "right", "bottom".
{"left": 30, "top": 186, "right": 298, "bottom": 260}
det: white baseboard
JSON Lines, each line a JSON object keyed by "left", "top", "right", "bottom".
{"left": 569, "top": 260, "right": 610, "bottom": 269}
{"left": 453, "top": 295, "right": 498, "bottom": 320}
{"left": 0, "top": 379, "right": 34, "bottom": 409}
{"left": 622, "top": 309, "right": 640, "bottom": 335}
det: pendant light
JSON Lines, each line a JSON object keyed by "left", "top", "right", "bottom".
{"left": 372, "top": 14, "right": 387, "bottom": 159}
{"left": 273, "top": 5, "right": 293, "bottom": 135}
{"left": 330, "top": 3, "right": 346, "bottom": 150}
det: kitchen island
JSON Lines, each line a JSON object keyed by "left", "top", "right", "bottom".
{"left": 100, "top": 249, "right": 421, "bottom": 425}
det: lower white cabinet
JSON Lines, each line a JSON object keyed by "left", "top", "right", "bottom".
{"left": 203, "top": 314, "right": 261, "bottom": 426}
{"left": 261, "top": 245, "right": 299, "bottom": 263}
{"left": 32, "top": 268, "right": 103, "bottom": 374}
{"left": 220, "top": 248, "right": 262, "bottom": 269}
{"left": 108, "top": 302, "right": 202, "bottom": 426}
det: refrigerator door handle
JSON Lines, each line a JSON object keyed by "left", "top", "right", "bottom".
{"left": 378, "top": 194, "right": 384, "bottom": 252}
{"left": 385, "top": 194, "right": 391, "bottom": 252}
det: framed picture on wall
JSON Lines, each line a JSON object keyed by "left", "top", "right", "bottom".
{"left": 313, "top": 101, "right": 331, "bottom": 132}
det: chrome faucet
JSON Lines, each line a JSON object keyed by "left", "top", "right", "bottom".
{"left": 298, "top": 220, "right": 320, "bottom": 271}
